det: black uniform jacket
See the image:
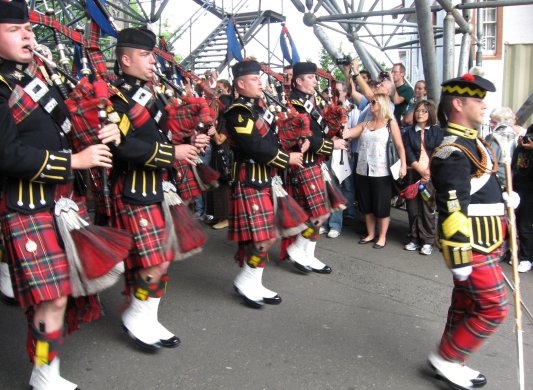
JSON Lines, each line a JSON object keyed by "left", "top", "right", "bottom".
{"left": 289, "top": 89, "right": 333, "bottom": 165}
{"left": 0, "top": 61, "right": 72, "bottom": 214}
{"left": 431, "top": 122, "right": 504, "bottom": 268}
{"left": 224, "top": 96, "right": 289, "bottom": 188}
{"left": 110, "top": 74, "right": 175, "bottom": 204}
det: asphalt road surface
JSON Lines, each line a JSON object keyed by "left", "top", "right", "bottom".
{"left": 1, "top": 209, "right": 532, "bottom": 389}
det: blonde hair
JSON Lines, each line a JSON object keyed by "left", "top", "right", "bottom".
{"left": 372, "top": 93, "right": 394, "bottom": 122}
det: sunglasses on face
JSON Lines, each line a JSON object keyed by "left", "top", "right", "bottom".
{"left": 415, "top": 109, "right": 428, "bottom": 114}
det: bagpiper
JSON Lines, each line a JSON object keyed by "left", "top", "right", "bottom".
{"left": 224, "top": 60, "right": 307, "bottom": 308}
{"left": 427, "top": 73, "right": 519, "bottom": 390}
{"left": 284, "top": 62, "right": 346, "bottom": 274}
{"left": 110, "top": 27, "right": 208, "bottom": 351}
{"left": 0, "top": 1, "right": 121, "bottom": 388}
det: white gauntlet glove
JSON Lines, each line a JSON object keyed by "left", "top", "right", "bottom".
{"left": 503, "top": 191, "right": 520, "bottom": 209}
{"left": 451, "top": 266, "right": 472, "bottom": 282}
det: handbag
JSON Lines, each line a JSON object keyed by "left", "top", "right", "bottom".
{"left": 386, "top": 120, "right": 400, "bottom": 174}
{"left": 213, "top": 142, "right": 233, "bottom": 183}
{"left": 400, "top": 180, "right": 420, "bottom": 200}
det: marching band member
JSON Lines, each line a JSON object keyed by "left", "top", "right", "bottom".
{"left": 224, "top": 60, "right": 306, "bottom": 308}
{"left": 428, "top": 74, "right": 517, "bottom": 390}
{"left": 0, "top": 1, "right": 121, "bottom": 388}
{"left": 284, "top": 62, "right": 346, "bottom": 274}
{"left": 110, "top": 27, "right": 208, "bottom": 351}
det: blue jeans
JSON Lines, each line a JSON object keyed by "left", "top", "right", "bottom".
{"left": 194, "top": 145, "right": 212, "bottom": 216}
{"left": 325, "top": 154, "right": 357, "bottom": 232}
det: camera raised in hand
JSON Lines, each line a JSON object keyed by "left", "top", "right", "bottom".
{"left": 378, "top": 71, "right": 390, "bottom": 80}
{"left": 336, "top": 56, "right": 352, "bottom": 66}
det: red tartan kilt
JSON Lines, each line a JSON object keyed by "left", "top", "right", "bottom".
{"left": 0, "top": 210, "right": 71, "bottom": 309}
{"left": 173, "top": 160, "right": 201, "bottom": 200}
{"left": 286, "top": 164, "right": 329, "bottom": 219}
{"left": 111, "top": 179, "right": 173, "bottom": 270}
{"left": 229, "top": 181, "right": 277, "bottom": 243}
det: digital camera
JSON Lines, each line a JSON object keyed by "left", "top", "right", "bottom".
{"left": 378, "top": 71, "right": 390, "bottom": 80}
{"left": 335, "top": 56, "right": 352, "bottom": 66}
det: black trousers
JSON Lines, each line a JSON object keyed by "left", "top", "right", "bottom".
{"left": 516, "top": 188, "right": 533, "bottom": 262}
{"left": 405, "top": 192, "right": 436, "bottom": 245}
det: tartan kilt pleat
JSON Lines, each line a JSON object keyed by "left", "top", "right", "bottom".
{"left": 173, "top": 160, "right": 202, "bottom": 200}
{"left": 229, "top": 181, "right": 277, "bottom": 243}
{"left": 112, "top": 181, "right": 173, "bottom": 270}
{"left": 0, "top": 210, "right": 71, "bottom": 308}
{"left": 286, "top": 164, "right": 329, "bottom": 219}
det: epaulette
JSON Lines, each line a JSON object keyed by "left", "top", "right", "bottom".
{"left": 432, "top": 135, "right": 461, "bottom": 159}
{"left": 290, "top": 99, "right": 305, "bottom": 107}
{"left": 108, "top": 84, "right": 128, "bottom": 104}
{"left": 225, "top": 103, "right": 253, "bottom": 115}
{"left": 0, "top": 74, "right": 12, "bottom": 91}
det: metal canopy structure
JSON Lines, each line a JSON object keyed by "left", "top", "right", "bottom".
{"left": 28, "top": 0, "right": 167, "bottom": 60}
{"left": 22, "top": 1, "right": 533, "bottom": 122}
{"left": 289, "top": 0, "right": 533, "bottom": 107}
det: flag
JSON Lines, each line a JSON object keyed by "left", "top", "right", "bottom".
{"left": 280, "top": 25, "right": 300, "bottom": 65}
{"left": 226, "top": 18, "right": 243, "bottom": 62}
{"left": 86, "top": 0, "right": 118, "bottom": 38}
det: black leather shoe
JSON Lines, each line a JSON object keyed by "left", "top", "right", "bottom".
{"left": 122, "top": 324, "right": 161, "bottom": 353}
{"left": 311, "top": 265, "right": 332, "bottom": 274}
{"left": 373, "top": 242, "right": 386, "bottom": 249}
{"left": 292, "top": 261, "right": 312, "bottom": 273}
{"left": 234, "top": 286, "right": 264, "bottom": 309}
{"left": 0, "top": 291, "right": 18, "bottom": 306}
{"left": 470, "top": 373, "right": 487, "bottom": 387}
{"left": 160, "top": 335, "right": 181, "bottom": 348}
{"left": 263, "top": 294, "right": 282, "bottom": 305}
{"left": 429, "top": 359, "right": 486, "bottom": 389}
{"left": 358, "top": 237, "right": 374, "bottom": 244}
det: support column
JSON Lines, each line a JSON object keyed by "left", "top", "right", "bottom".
{"left": 443, "top": 12, "right": 455, "bottom": 82}
{"left": 414, "top": 0, "right": 440, "bottom": 103}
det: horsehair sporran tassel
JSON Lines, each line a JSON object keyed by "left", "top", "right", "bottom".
{"left": 54, "top": 197, "right": 128, "bottom": 296}
{"left": 162, "top": 181, "right": 206, "bottom": 260}
{"left": 271, "top": 176, "right": 308, "bottom": 237}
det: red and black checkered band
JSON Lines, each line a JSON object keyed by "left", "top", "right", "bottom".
{"left": 8, "top": 84, "right": 39, "bottom": 124}
{"left": 129, "top": 102, "right": 152, "bottom": 129}
{"left": 255, "top": 115, "right": 270, "bottom": 137}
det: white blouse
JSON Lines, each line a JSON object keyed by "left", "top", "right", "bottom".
{"left": 356, "top": 124, "right": 390, "bottom": 177}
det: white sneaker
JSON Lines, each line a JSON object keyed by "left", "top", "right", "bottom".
{"left": 517, "top": 260, "right": 532, "bottom": 273}
{"left": 404, "top": 241, "right": 419, "bottom": 251}
{"left": 319, "top": 226, "right": 328, "bottom": 235}
{"left": 327, "top": 229, "right": 340, "bottom": 238}
{"left": 420, "top": 244, "right": 433, "bottom": 255}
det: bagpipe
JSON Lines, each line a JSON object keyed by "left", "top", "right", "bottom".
{"left": 26, "top": 7, "right": 140, "bottom": 294}
{"left": 257, "top": 63, "right": 312, "bottom": 151}
{"left": 32, "top": 6, "right": 211, "bottom": 262}
{"left": 155, "top": 69, "right": 221, "bottom": 193}
{"left": 262, "top": 90, "right": 312, "bottom": 151}
{"left": 313, "top": 68, "right": 348, "bottom": 139}
{"left": 23, "top": 49, "right": 132, "bottom": 297}
{"left": 257, "top": 90, "right": 310, "bottom": 237}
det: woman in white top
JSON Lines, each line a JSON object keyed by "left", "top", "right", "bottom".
{"left": 343, "top": 93, "right": 407, "bottom": 248}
